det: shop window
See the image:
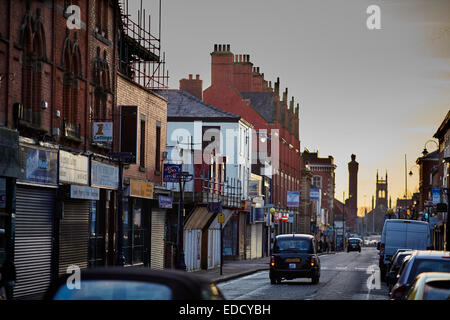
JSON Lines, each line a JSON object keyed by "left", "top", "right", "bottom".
{"left": 155, "top": 122, "right": 161, "bottom": 172}
{"left": 123, "top": 198, "right": 146, "bottom": 265}
{"left": 88, "top": 198, "right": 105, "bottom": 267}
{"left": 140, "top": 117, "right": 146, "bottom": 168}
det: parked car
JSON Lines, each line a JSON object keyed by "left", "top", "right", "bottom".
{"left": 390, "top": 251, "right": 450, "bottom": 300}
{"left": 269, "top": 234, "right": 320, "bottom": 284}
{"left": 378, "top": 219, "right": 431, "bottom": 281}
{"left": 347, "top": 238, "right": 362, "bottom": 252}
{"left": 386, "top": 250, "right": 413, "bottom": 292}
{"left": 44, "top": 267, "right": 224, "bottom": 300}
{"left": 406, "top": 272, "right": 450, "bottom": 300}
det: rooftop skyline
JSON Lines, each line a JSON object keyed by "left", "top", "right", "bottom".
{"left": 129, "top": 0, "right": 450, "bottom": 213}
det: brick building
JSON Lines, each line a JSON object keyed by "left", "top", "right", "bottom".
{"left": 0, "top": 0, "right": 126, "bottom": 299}
{"left": 185, "top": 44, "right": 304, "bottom": 236}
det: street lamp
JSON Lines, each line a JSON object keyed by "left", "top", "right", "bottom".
{"left": 175, "top": 171, "right": 193, "bottom": 271}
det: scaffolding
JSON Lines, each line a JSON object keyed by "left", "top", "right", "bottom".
{"left": 118, "top": 0, "right": 169, "bottom": 89}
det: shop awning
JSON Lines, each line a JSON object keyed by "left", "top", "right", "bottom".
{"left": 184, "top": 206, "right": 216, "bottom": 230}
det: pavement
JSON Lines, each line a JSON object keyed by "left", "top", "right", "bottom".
{"left": 191, "top": 252, "right": 334, "bottom": 284}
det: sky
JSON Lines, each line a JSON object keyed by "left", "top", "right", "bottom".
{"left": 127, "top": 0, "right": 450, "bottom": 215}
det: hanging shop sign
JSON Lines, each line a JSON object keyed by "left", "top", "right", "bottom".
{"left": 91, "top": 161, "right": 118, "bottom": 190}
{"left": 18, "top": 144, "right": 58, "bottom": 185}
{"left": 310, "top": 188, "right": 320, "bottom": 201}
{"left": 288, "top": 211, "right": 294, "bottom": 223}
{"left": 59, "top": 150, "right": 88, "bottom": 185}
{"left": 158, "top": 195, "right": 173, "bottom": 209}
{"left": 129, "top": 179, "right": 154, "bottom": 199}
{"left": 93, "top": 122, "right": 113, "bottom": 143}
{"left": 70, "top": 185, "right": 100, "bottom": 200}
{"left": 287, "top": 190, "right": 300, "bottom": 207}
{"left": 163, "top": 164, "right": 182, "bottom": 182}
{"left": 248, "top": 180, "right": 260, "bottom": 197}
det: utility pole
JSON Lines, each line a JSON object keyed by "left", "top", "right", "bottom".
{"left": 175, "top": 171, "right": 193, "bottom": 271}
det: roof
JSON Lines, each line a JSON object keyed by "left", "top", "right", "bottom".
{"left": 275, "top": 234, "right": 314, "bottom": 239}
{"left": 412, "top": 250, "right": 450, "bottom": 258}
{"left": 155, "top": 89, "right": 241, "bottom": 121}
{"left": 433, "top": 110, "right": 450, "bottom": 139}
{"left": 240, "top": 92, "right": 277, "bottom": 123}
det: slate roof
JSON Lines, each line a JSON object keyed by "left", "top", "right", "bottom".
{"left": 240, "top": 92, "right": 276, "bottom": 123}
{"left": 154, "top": 89, "right": 241, "bottom": 121}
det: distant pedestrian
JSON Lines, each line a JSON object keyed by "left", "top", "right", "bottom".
{"left": 0, "top": 256, "right": 16, "bottom": 300}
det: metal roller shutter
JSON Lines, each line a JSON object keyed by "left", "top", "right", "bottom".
{"left": 14, "top": 186, "right": 55, "bottom": 299}
{"left": 59, "top": 200, "right": 90, "bottom": 275}
{"left": 151, "top": 209, "right": 165, "bottom": 270}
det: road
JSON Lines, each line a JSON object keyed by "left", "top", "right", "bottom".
{"left": 218, "top": 247, "right": 389, "bottom": 300}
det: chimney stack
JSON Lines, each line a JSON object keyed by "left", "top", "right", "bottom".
{"left": 180, "top": 74, "right": 203, "bottom": 100}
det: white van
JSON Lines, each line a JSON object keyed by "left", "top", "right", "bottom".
{"left": 378, "top": 219, "right": 431, "bottom": 277}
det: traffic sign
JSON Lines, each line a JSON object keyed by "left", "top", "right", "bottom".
{"left": 281, "top": 216, "right": 289, "bottom": 222}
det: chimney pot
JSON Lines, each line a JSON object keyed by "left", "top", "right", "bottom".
{"left": 189, "top": 74, "right": 193, "bottom": 79}
{"left": 196, "top": 74, "right": 200, "bottom": 80}
{"left": 227, "top": 44, "right": 230, "bottom": 51}
{"left": 214, "top": 44, "right": 218, "bottom": 51}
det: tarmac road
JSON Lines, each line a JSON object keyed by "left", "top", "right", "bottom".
{"left": 217, "top": 247, "right": 389, "bottom": 300}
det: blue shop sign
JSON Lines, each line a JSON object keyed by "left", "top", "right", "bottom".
{"left": 158, "top": 195, "right": 173, "bottom": 209}
{"left": 18, "top": 145, "right": 58, "bottom": 185}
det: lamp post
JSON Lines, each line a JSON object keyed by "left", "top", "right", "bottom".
{"left": 108, "top": 152, "right": 135, "bottom": 266}
{"left": 175, "top": 171, "right": 193, "bottom": 271}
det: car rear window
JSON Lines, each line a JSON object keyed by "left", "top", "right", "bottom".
{"left": 423, "top": 280, "right": 450, "bottom": 300}
{"left": 274, "top": 238, "right": 312, "bottom": 253}
{"left": 407, "top": 260, "right": 450, "bottom": 283}
{"left": 349, "top": 239, "right": 359, "bottom": 244}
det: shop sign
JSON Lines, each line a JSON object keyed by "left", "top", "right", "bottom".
{"left": 18, "top": 145, "right": 58, "bottom": 185}
{"left": 432, "top": 188, "right": 441, "bottom": 205}
{"left": 130, "top": 179, "right": 154, "bottom": 199}
{"left": 158, "top": 195, "right": 172, "bottom": 209}
{"left": 163, "top": 164, "right": 182, "bottom": 182}
{"left": 59, "top": 150, "right": 88, "bottom": 185}
{"left": 91, "top": 161, "right": 118, "bottom": 190}
{"left": 70, "top": 185, "right": 100, "bottom": 200}
{"left": 310, "top": 188, "right": 320, "bottom": 201}
{"left": 248, "top": 180, "right": 260, "bottom": 197}
{"left": 287, "top": 190, "right": 300, "bottom": 207}
{"left": 93, "top": 122, "right": 113, "bottom": 143}
{"left": 288, "top": 211, "right": 294, "bottom": 223}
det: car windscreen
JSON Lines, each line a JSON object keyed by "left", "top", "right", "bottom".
{"left": 274, "top": 238, "right": 312, "bottom": 253}
{"left": 348, "top": 239, "right": 359, "bottom": 244}
{"left": 394, "top": 253, "right": 411, "bottom": 267}
{"left": 53, "top": 280, "right": 173, "bottom": 300}
{"left": 407, "top": 259, "right": 450, "bottom": 284}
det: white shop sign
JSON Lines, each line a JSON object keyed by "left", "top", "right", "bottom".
{"left": 71, "top": 185, "right": 100, "bottom": 200}
{"left": 59, "top": 150, "right": 88, "bottom": 185}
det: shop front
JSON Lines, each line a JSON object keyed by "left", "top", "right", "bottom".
{"left": 14, "top": 139, "right": 58, "bottom": 299}
{"left": 57, "top": 150, "right": 92, "bottom": 275}
{"left": 90, "top": 159, "right": 119, "bottom": 266}
{"left": 123, "top": 179, "right": 165, "bottom": 269}
{"left": 0, "top": 127, "right": 19, "bottom": 300}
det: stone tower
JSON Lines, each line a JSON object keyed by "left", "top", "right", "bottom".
{"left": 347, "top": 154, "right": 359, "bottom": 232}
{"left": 376, "top": 170, "right": 388, "bottom": 210}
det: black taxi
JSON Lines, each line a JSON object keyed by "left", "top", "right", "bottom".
{"left": 269, "top": 234, "right": 320, "bottom": 284}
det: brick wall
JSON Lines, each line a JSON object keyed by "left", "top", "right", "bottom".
{"left": 116, "top": 74, "right": 167, "bottom": 184}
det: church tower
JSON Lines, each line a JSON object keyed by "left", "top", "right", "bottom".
{"left": 376, "top": 170, "right": 388, "bottom": 210}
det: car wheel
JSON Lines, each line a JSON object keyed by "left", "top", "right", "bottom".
{"left": 312, "top": 276, "right": 320, "bottom": 284}
{"left": 270, "top": 277, "right": 276, "bottom": 285}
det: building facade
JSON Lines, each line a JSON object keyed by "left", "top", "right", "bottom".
{"left": 202, "top": 44, "right": 304, "bottom": 237}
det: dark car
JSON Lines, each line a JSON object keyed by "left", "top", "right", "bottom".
{"left": 347, "top": 238, "right": 362, "bottom": 253}
{"left": 390, "top": 251, "right": 450, "bottom": 300}
{"left": 269, "top": 234, "right": 320, "bottom": 284}
{"left": 44, "top": 267, "right": 224, "bottom": 300}
{"left": 386, "top": 250, "right": 413, "bottom": 292}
